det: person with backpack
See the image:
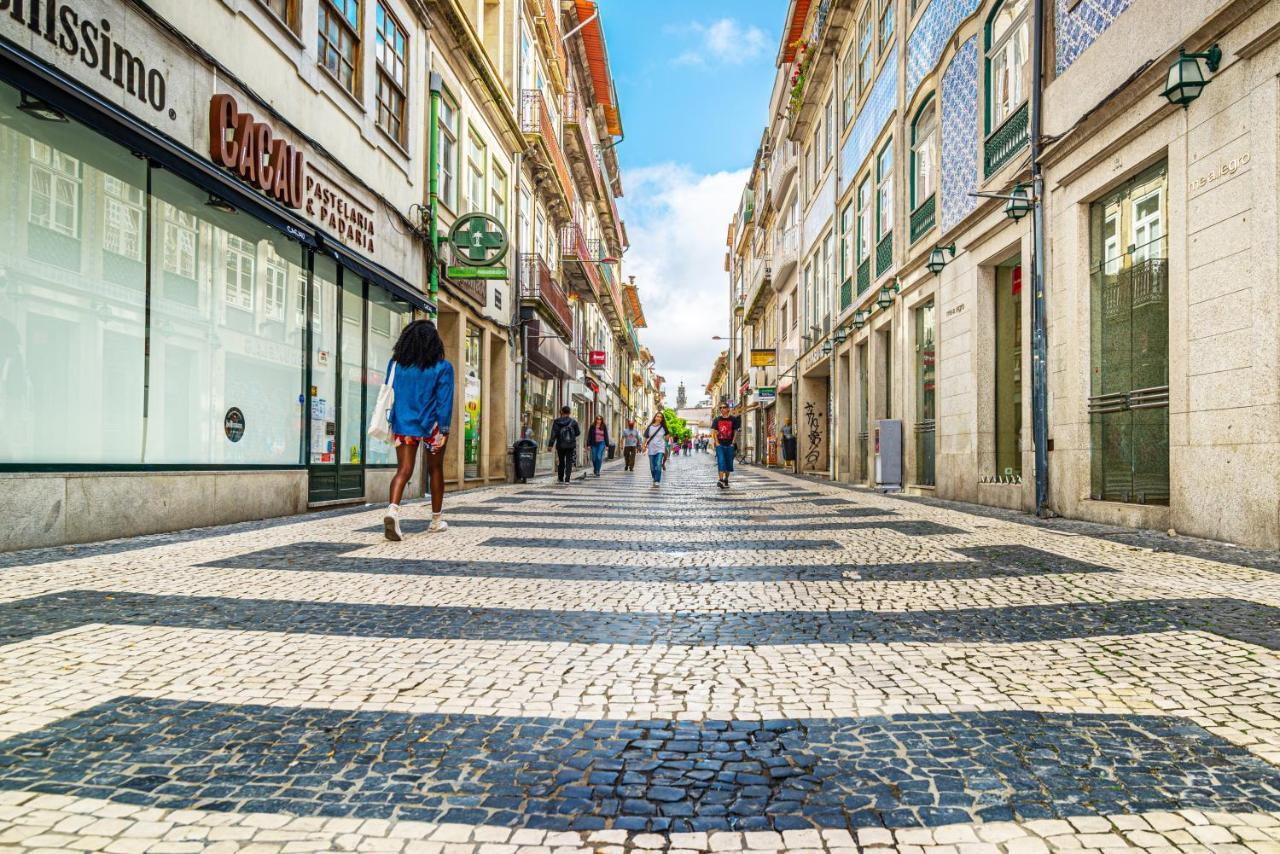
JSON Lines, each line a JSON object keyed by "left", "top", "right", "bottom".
{"left": 379, "top": 320, "right": 454, "bottom": 541}
{"left": 548, "top": 405, "right": 580, "bottom": 484}
{"left": 641, "top": 411, "right": 668, "bottom": 487}
{"left": 712, "top": 402, "right": 741, "bottom": 489}
{"left": 586, "top": 414, "right": 611, "bottom": 477}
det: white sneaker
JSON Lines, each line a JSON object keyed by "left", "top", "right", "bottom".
{"left": 428, "top": 517, "right": 448, "bottom": 534}
{"left": 382, "top": 511, "right": 403, "bottom": 541}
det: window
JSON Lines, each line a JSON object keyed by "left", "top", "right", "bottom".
{"left": 491, "top": 164, "right": 508, "bottom": 226}
{"left": 366, "top": 291, "right": 410, "bottom": 464}
{"left": 839, "top": 202, "right": 852, "bottom": 280}
{"left": 374, "top": 3, "right": 408, "bottom": 145}
{"left": 224, "top": 235, "right": 256, "bottom": 312}
{"left": 438, "top": 94, "right": 458, "bottom": 210}
{"left": 803, "top": 261, "right": 814, "bottom": 332}
{"left": 821, "top": 232, "right": 833, "bottom": 330}
{"left": 811, "top": 127, "right": 820, "bottom": 185}
{"left": 261, "top": 0, "right": 300, "bottom": 32}
{"left": 857, "top": 176, "right": 872, "bottom": 263}
{"left": 29, "top": 140, "right": 80, "bottom": 238}
{"left": 824, "top": 96, "right": 834, "bottom": 160}
{"left": 466, "top": 129, "right": 486, "bottom": 211}
{"left": 915, "top": 301, "right": 936, "bottom": 485}
{"left": 876, "top": 141, "right": 893, "bottom": 238}
{"left": 911, "top": 97, "right": 938, "bottom": 209}
{"left": 318, "top": 0, "right": 361, "bottom": 96}
{"left": 858, "top": 12, "right": 874, "bottom": 92}
{"left": 841, "top": 43, "right": 857, "bottom": 125}
{"left": 103, "top": 175, "right": 144, "bottom": 261}
{"left": 880, "top": 0, "right": 894, "bottom": 51}
{"left": 994, "top": 258, "right": 1022, "bottom": 479}
{"left": 1089, "top": 163, "right": 1169, "bottom": 504}
{"left": 986, "top": 0, "right": 1030, "bottom": 131}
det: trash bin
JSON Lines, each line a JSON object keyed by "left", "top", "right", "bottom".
{"left": 512, "top": 439, "right": 538, "bottom": 482}
{"left": 607, "top": 443, "right": 616, "bottom": 460}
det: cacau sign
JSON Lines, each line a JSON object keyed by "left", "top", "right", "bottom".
{"left": 208, "top": 94, "right": 305, "bottom": 209}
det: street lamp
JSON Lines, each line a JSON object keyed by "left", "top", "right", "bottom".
{"left": 834, "top": 326, "right": 847, "bottom": 344}
{"left": 926, "top": 243, "right": 956, "bottom": 276}
{"left": 821, "top": 339, "right": 833, "bottom": 355}
{"left": 1162, "top": 45, "right": 1221, "bottom": 108}
{"left": 852, "top": 310, "right": 867, "bottom": 329}
{"left": 1004, "top": 184, "right": 1032, "bottom": 221}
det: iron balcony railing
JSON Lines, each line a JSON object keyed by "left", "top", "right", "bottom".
{"left": 559, "top": 221, "right": 603, "bottom": 299}
{"left": 839, "top": 277, "right": 853, "bottom": 312}
{"left": 520, "top": 89, "right": 574, "bottom": 209}
{"left": 909, "top": 194, "right": 936, "bottom": 244}
{"left": 875, "top": 232, "right": 893, "bottom": 278}
{"left": 520, "top": 251, "right": 572, "bottom": 335}
{"left": 984, "top": 100, "right": 1030, "bottom": 177}
{"left": 857, "top": 258, "right": 871, "bottom": 295}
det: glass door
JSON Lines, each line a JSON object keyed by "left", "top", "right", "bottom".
{"left": 308, "top": 255, "right": 366, "bottom": 502}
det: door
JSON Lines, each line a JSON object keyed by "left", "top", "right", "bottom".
{"left": 308, "top": 255, "right": 366, "bottom": 502}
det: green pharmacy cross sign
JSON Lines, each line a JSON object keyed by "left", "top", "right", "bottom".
{"left": 448, "top": 213, "right": 509, "bottom": 267}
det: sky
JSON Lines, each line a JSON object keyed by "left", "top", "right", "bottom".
{"left": 599, "top": 0, "right": 783, "bottom": 407}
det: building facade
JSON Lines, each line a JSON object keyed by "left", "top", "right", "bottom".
{"left": 723, "top": 0, "right": 1280, "bottom": 549}
{"left": 0, "top": 0, "right": 648, "bottom": 551}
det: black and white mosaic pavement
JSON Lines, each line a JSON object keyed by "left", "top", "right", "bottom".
{"left": 1, "top": 453, "right": 1278, "bottom": 852}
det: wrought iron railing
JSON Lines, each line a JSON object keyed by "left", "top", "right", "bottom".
{"left": 909, "top": 194, "right": 936, "bottom": 244}
{"left": 520, "top": 89, "right": 574, "bottom": 208}
{"left": 521, "top": 252, "right": 572, "bottom": 334}
{"left": 839, "top": 277, "right": 853, "bottom": 312}
{"left": 984, "top": 100, "right": 1030, "bottom": 177}
{"left": 857, "top": 258, "right": 871, "bottom": 295}
{"left": 875, "top": 232, "right": 893, "bottom": 278}
{"left": 559, "top": 222, "right": 602, "bottom": 298}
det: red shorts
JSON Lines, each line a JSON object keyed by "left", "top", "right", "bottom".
{"left": 393, "top": 434, "right": 424, "bottom": 447}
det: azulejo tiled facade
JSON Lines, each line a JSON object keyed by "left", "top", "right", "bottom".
{"left": 839, "top": 47, "right": 900, "bottom": 194}
{"left": 1055, "top": 0, "right": 1135, "bottom": 73}
{"left": 940, "top": 37, "right": 980, "bottom": 233}
{"left": 906, "top": 0, "right": 982, "bottom": 100}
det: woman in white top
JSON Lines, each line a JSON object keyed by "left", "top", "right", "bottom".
{"left": 641, "top": 412, "right": 668, "bottom": 487}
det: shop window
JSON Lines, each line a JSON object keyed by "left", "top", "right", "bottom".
{"left": 856, "top": 342, "right": 869, "bottom": 480}
{"left": 876, "top": 140, "right": 893, "bottom": 239}
{"left": 319, "top": 0, "right": 362, "bottom": 96}
{"left": 340, "top": 276, "right": 364, "bottom": 465}
{"left": 858, "top": 12, "right": 874, "bottom": 92}
{"left": 261, "top": 0, "right": 301, "bottom": 33}
{"left": 915, "top": 301, "right": 936, "bottom": 486}
{"left": 994, "top": 258, "right": 1022, "bottom": 479}
{"left": 1089, "top": 163, "right": 1169, "bottom": 504}
{"left": 0, "top": 84, "right": 145, "bottom": 463}
{"left": 985, "top": 0, "right": 1029, "bottom": 133}
{"left": 910, "top": 96, "right": 937, "bottom": 209}
{"left": 463, "top": 325, "right": 483, "bottom": 479}
{"left": 374, "top": 3, "right": 408, "bottom": 146}
{"left": 438, "top": 94, "right": 458, "bottom": 210}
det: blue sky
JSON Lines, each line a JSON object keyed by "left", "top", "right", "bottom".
{"left": 599, "top": 1, "right": 783, "bottom": 404}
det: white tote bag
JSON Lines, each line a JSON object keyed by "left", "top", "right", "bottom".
{"left": 367, "top": 362, "right": 396, "bottom": 443}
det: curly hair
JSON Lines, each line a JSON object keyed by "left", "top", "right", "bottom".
{"left": 392, "top": 319, "right": 446, "bottom": 369}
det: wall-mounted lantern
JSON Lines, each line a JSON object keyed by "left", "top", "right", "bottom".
{"left": 1162, "top": 45, "right": 1221, "bottom": 108}
{"left": 1004, "top": 184, "right": 1032, "bottom": 221}
{"left": 926, "top": 243, "right": 956, "bottom": 276}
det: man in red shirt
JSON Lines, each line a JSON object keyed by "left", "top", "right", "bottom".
{"left": 711, "top": 403, "right": 741, "bottom": 489}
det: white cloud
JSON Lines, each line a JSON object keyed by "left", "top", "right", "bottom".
{"left": 619, "top": 163, "right": 747, "bottom": 407}
{"left": 671, "top": 18, "right": 769, "bottom": 67}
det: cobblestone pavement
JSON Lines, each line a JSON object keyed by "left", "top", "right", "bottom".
{"left": 1, "top": 454, "right": 1278, "bottom": 853}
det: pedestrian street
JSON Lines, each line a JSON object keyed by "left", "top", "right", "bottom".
{"left": 0, "top": 454, "right": 1278, "bottom": 853}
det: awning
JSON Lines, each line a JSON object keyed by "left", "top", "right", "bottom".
{"left": 779, "top": 0, "right": 814, "bottom": 64}
{"left": 316, "top": 234, "right": 433, "bottom": 312}
{"left": 526, "top": 318, "right": 574, "bottom": 379}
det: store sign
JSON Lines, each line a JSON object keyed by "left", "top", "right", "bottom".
{"left": 208, "top": 94, "right": 305, "bottom": 209}
{"left": 223, "top": 407, "right": 245, "bottom": 443}
{"left": 588, "top": 350, "right": 606, "bottom": 367}
{"left": 4, "top": 1, "right": 169, "bottom": 116}
{"left": 750, "top": 349, "right": 777, "bottom": 367}
{"left": 448, "top": 213, "right": 509, "bottom": 266}
{"left": 306, "top": 169, "right": 374, "bottom": 251}
{"left": 755, "top": 386, "right": 777, "bottom": 402}
{"left": 447, "top": 266, "right": 508, "bottom": 280}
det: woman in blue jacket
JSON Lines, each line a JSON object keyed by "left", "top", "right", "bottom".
{"left": 382, "top": 319, "right": 454, "bottom": 541}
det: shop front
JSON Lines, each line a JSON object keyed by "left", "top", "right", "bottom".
{"left": 0, "top": 18, "right": 429, "bottom": 549}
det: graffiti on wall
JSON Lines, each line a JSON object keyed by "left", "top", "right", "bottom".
{"left": 804, "top": 401, "right": 824, "bottom": 467}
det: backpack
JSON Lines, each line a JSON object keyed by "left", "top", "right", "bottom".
{"left": 554, "top": 419, "right": 577, "bottom": 450}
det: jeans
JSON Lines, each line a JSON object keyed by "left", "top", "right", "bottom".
{"left": 716, "top": 443, "right": 735, "bottom": 474}
{"left": 648, "top": 452, "right": 663, "bottom": 483}
{"left": 555, "top": 447, "right": 574, "bottom": 482}
{"left": 590, "top": 442, "right": 606, "bottom": 475}
{"left": 623, "top": 446, "right": 637, "bottom": 470}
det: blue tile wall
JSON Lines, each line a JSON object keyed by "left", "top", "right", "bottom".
{"left": 940, "top": 36, "right": 978, "bottom": 233}
{"left": 905, "top": 0, "right": 981, "bottom": 101}
{"left": 839, "top": 45, "right": 898, "bottom": 195}
{"left": 804, "top": 171, "right": 837, "bottom": 254}
{"left": 1055, "top": 0, "right": 1134, "bottom": 74}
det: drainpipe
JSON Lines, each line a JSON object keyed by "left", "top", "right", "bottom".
{"left": 1029, "top": 0, "right": 1050, "bottom": 515}
{"left": 428, "top": 72, "right": 443, "bottom": 313}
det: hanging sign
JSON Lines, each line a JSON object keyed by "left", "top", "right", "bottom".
{"left": 448, "top": 213, "right": 509, "bottom": 266}
{"left": 750, "top": 349, "right": 777, "bottom": 367}
{"left": 588, "top": 350, "right": 607, "bottom": 367}
{"left": 447, "top": 266, "right": 508, "bottom": 280}
{"left": 208, "top": 94, "right": 304, "bottom": 209}
{"left": 584, "top": 377, "right": 600, "bottom": 394}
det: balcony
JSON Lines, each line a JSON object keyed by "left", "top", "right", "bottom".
{"left": 521, "top": 252, "right": 572, "bottom": 336}
{"left": 839, "top": 277, "right": 852, "bottom": 312}
{"left": 559, "top": 221, "right": 603, "bottom": 301}
{"left": 532, "top": 0, "right": 567, "bottom": 92}
{"left": 909, "top": 194, "right": 936, "bottom": 245}
{"left": 857, "top": 258, "right": 871, "bottom": 295}
{"left": 768, "top": 139, "right": 799, "bottom": 206}
{"left": 984, "top": 100, "right": 1030, "bottom": 178}
{"left": 876, "top": 233, "right": 893, "bottom": 278}
{"left": 772, "top": 223, "right": 800, "bottom": 283}
{"left": 787, "top": 0, "right": 854, "bottom": 137}
{"left": 744, "top": 254, "right": 772, "bottom": 322}
{"left": 563, "top": 89, "right": 605, "bottom": 201}
{"left": 521, "top": 89, "right": 574, "bottom": 214}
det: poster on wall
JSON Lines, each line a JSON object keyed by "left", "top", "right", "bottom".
{"left": 464, "top": 372, "right": 482, "bottom": 479}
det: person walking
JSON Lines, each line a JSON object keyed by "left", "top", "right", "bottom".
{"left": 712, "top": 402, "right": 741, "bottom": 489}
{"left": 641, "top": 412, "right": 668, "bottom": 487}
{"left": 621, "top": 420, "right": 640, "bottom": 472}
{"left": 586, "top": 414, "right": 611, "bottom": 477}
{"left": 548, "top": 405, "right": 580, "bottom": 484}
{"left": 781, "top": 417, "right": 797, "bottom": 466}
{"left": 380, "top": 320, "right": 454, "bottom": 541}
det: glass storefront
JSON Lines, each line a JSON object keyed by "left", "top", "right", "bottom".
{"left": 463, "top": 324, "right": 483, "bottom": 479}
{"left": 994, "top": 259, "right": 1023, "bottom": 479}
{"left": 0, "top": 79, "right": 416, "bottom": 482}
{"left": 914, "top": 301, "right": 936, "bottom": 486}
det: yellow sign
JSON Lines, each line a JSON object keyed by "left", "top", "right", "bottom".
{"left": 750, "top": 349, "right": 777, "bottom": 367}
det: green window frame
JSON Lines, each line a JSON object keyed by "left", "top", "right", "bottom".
{"left": 983, "top": 0, "right": 1030, "bottom": 136}
{"left": 839, "top": 202, "right": 853, "bottom": 280}
{"left": 909, "top": 94, "right": 936, "bottom": 210}
{"left": 875, "top": 139, "right": 893, "bottom": 240}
